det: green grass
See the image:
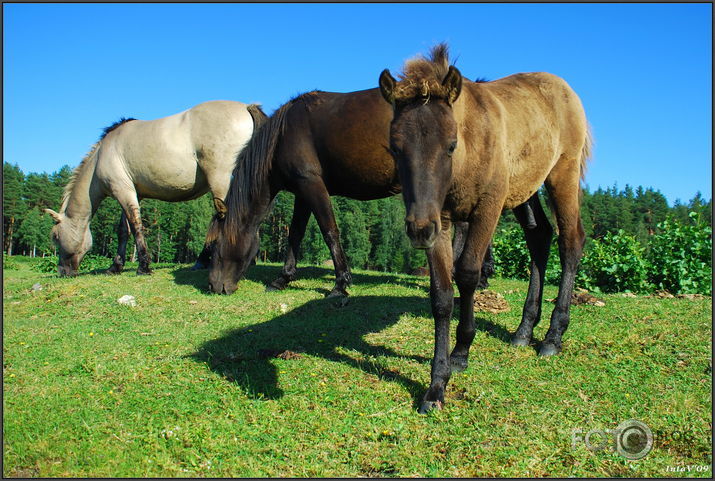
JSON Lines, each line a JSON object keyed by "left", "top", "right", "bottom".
{"left": 3, "top": 258, "right": 712, "bottom": 477}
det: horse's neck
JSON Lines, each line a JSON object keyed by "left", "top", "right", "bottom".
{"left": 62, "top": 147, "right": 105, "bottom": 222}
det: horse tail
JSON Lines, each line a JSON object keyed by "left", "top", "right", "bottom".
{"left": 579, "top": 122, "right": 594, "bottom": 182}
{"left": 246, "top": 103, "right": 269, "bottom": 130}
{"left": 224, "top": 99, "right": 294, "bottom": 242}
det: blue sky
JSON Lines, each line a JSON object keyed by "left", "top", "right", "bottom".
{"left": 3, "top": 3, "right": 712, "bottom": 205}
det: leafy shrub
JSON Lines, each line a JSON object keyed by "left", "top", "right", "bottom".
{"left": 491, "top": 227, "right": 530, "bottom": 280}
{"left": 32, "top": 254, "right": 112, "bottom": 274}
{"left": 3, "top": 254, "right": 20, "bottom": 270}
{"left": 32, "top": 256, "right": 58, "bottom": 273}
{"left": 646, "top": 213, "right": 712, "bottom": 295}
{"left": 577, "top": 230, "right": 651, "bottom": 293}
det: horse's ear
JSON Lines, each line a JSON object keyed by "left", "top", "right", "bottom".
{"left": 442, "top": 65, "right": 462, "bottom": 105}
{"left": 213, "top": 198, "right": 228, "bottom": 219}
{"left": 44, "top": 208, "right": 62, "bottom": 224}
{"left": 379, "top": 69, "right": 397, "bottom": 105}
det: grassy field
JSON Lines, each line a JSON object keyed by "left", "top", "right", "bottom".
{"left": 3, "top": 257, "right": 712, "bottom": 477}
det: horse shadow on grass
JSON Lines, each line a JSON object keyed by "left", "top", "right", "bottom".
{"left": 171, "top": 263, "right": 428, "bottom": 295}
{"left": 187, "top": 293, "right": 516, "bottom": 407}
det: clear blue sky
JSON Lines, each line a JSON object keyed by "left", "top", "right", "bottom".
{"left": 3, "top": 3, "right": 712, "bottom": 205}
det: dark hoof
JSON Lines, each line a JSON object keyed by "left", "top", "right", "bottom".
{"left": 190, "top": 262, "right": 207, "bottom": 271}
{"left": 538, "top": 342, "right": 561, "bottom": 357}
{"left": 510, "top": 335, "right": 531, "bottom": 347}
{"left": 418, "top": 400, "right": 444, "bottom": 414}
{"left": 136, "top": 269, "right": 152, "bottom": 276}
{"left": 450, "top": 355, "right": 468, "bottom": 373}
{"left": 268, "top": 278, "right": 288, "bottom": 291}
{"left": 327, "top": 288, "right": 348, "bottom": 299}
{"left": 106, "top": 265, "right": 123, "bottom": 275}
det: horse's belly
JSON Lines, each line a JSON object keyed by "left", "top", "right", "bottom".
{"left": 133, "top": 162, "right": 209, "bottom": 201}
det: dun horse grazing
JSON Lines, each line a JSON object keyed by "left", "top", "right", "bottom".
{"left": 45, "top": 101, "right": 266, "bottom": 276}
{"left": 379, "top": 44, "right": 592, "bottom": 413}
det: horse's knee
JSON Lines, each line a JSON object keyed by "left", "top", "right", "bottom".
{"left": 431, "top": 286, "right": 454, "bottom": 320}
{"left": 454, "top": 265, "right": 480, "bottom": 291}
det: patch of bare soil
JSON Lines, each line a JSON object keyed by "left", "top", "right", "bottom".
{"left": 473, "top": 290, "right": 511, "bottom": 313}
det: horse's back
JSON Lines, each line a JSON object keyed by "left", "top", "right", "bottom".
{"left": 461, "top": 73, "right": 588, "bottom": 208}
{"left": 97, "top": 101, "right": 254, "bottom": 201}
{"left": 281, "top": 89, "right": 399, "bottom": 199}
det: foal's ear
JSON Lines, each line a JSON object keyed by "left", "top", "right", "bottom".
{"left": 44, "top": 208, "right": 63, "bottom": 224}
{"left": 379, "top": 69, "right": 397, "bottom": 105}
{"left": 213, "top": 198, "right": 228, "bottom": 219}
{"left": 442, "top": 65, "right": 462, "bottom": 105}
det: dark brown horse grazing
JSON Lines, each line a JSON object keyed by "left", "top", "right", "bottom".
{"left": 208, "top": 89, "right": 401, "bottom": 296}
{"left": 379, "top": 44, "right": 592, "bottom": 413}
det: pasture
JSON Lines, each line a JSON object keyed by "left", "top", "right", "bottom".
{"left": 3, "top": 258, "right": 712, "bottom": 477}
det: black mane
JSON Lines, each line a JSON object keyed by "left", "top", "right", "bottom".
{"left": 101, "top": 117, "right": 136, "bottom": 139}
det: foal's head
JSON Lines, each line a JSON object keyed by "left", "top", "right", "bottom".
{"left": 207, "top": 198, "right": 260, "bottom": 295}
{"left": 379, "top": 44, "right": 462, "bottom": 249}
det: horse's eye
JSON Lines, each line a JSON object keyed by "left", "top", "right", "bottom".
{"left": 447, "top": 141, "right": 457, "bottom": 155}
{"left": 389, "top": 145, "right": 402, "bottom": 157}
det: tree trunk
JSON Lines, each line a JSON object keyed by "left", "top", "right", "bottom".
{"left": 6, "top": 217, "right": 14, "bottom": 255}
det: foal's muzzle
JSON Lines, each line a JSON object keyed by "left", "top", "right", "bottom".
{"left": 406, "top": 218, "right": 439, "bottom": 249}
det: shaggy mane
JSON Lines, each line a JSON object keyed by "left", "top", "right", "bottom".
{"left": 59, "top": 117, "right": 137, "bottom": 211}
{"left": 394, "top": 43, "right": 455, "bottom": 102}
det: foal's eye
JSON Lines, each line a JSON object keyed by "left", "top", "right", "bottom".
{"left": 389, "top": 145, "right": 402, "bottom": 157}
{"left": 447, "top": 141, "right": 457, "bottom": 155}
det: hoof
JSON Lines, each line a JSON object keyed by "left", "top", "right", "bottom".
{"left": 326, "top": 288, "right": 348, "bottom": 299}
{"left": 137, "top": 269, "right": 152, "bottom": 276}
{"left": 510, "top": 335, "right": 531, "bottom": 347}
{"left": 418, "top": 400, "right": 444, "bottom": 414}
{"left": 106, "top": 265, "right": 123, "bottom": 275}
{"left": 450, "top": 355, "right": 468, "bottom": 373}
{"left": 538, "top": 342, "right": 561, "bottom": 357}
{"left": 268, "top": 278, "right": 288, "bottom": 291}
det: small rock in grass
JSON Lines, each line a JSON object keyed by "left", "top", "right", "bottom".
{"left": 117, "top": 295, "right": 137, "bottom": 307}
{"left": 31, "top": 283, "right": 42, "bottom": 293}
{"left": 279, "top": 303, "right": 288, "bottom": 313}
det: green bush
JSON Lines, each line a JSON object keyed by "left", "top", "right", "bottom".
{"left": 491, "top": 227, "right": 530, "bottom": 280}
{"left": 3, "top": 254, "right": 20, "bottom": 270}
{"left": 577, "top": 230, "right": 651, "bottom": 293}
{"left": 646, "top": 213, "right": 712, "bottom": 295}
{"left": 32, "top": 254, "right": 112, "bottom": 274}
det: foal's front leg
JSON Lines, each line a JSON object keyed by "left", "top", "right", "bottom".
{"left": 420, "top": 227, "right": 454, "bottom": 414}
{"left": 292, "top": 178, "right": 351, "bottom": 297}
{"left": 268, "top": 197, "right": 312, "bottom": 291}
{"left": 450, "top": 207, "right": 502, "bottom": 372}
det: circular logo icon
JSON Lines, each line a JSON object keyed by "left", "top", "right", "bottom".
{"left": 615, "top": 419, "right": 653, "bottom": 460}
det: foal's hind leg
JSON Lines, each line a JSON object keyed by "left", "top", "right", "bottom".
{"left": 107, "top": 211, "right": 130, "bottom": 274}
{"left": 268, "top": 197, "right": 311, "bottom": 291}
{"left": 510, "top": 193, "right": 553, "bottom": 347}
{"left": 539, "top": 173, "right": 586, "bottom": 356}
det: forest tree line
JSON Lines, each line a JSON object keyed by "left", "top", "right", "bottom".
{"left": 3, "top": 161, "right": 712, "bottom": 276}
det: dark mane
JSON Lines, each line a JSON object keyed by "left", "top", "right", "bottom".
{"left": 101, "top": 117, "right": 136, "bottom": 139}
{"left": 393, "top": 43, "right": 455, "bottom": 102}
{"left": 224, "top": 98, "right": 296, "bottom": 244}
